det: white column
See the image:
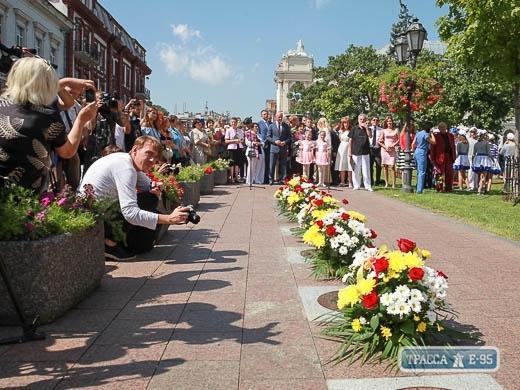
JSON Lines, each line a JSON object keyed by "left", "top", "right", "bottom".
{"left": 276, "top": 81, "right": 282, "bottom": 113}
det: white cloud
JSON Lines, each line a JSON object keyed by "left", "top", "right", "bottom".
{"left": 171, "top": 24, "right": 202, "bottom": 42}
{"left": 159, "top": 44, "right": 188, "bottom": 74}
{"left": 189, "top": 56, "right": 232, "bottom": 85}
{"left": 312, "top": 0, "right": 331, "bottom": 9}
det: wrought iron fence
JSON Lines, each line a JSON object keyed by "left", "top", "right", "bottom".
{"left": 503, "top": 156, "right": 520, "bottom": 204}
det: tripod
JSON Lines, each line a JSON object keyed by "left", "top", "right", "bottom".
{"left": 0, "top": 255, "right": 45, "bottom": 345}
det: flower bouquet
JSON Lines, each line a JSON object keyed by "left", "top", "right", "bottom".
{"left": 302, "top": 209, "right": 376, "bottom": 279}
{"left": 210, "top": 158, "right": 231, "bottom": 170}
{"left": 148, "top": 169, "right": 184, "bottom": 203}
{"left": 274, "top": 175, "right": 316, "bottom": 220}
{"left": 296, "top": 191, "right": 339, "bottom": 231}
{"left": 322, "top": 237, "right": 462, "bottom": 368}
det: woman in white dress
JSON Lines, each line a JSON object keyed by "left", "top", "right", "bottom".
{"left": 334, "top": 116, "right": 352, "bottom": 187}
{"left": 190, "top": 118, "right": 210, "bottom": 165}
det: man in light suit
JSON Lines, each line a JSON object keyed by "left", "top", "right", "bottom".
{"left": 266, "top": 111, "right": 292, "bottom": 184}
{"left": 258, "top": 109, "right": 271, "bottom": 184}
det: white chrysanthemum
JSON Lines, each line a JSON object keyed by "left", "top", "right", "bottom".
{"left": 359, "top": 316, "right": 367, "bottom": 325}
{"left": 338, "top": 246, "right": 349, "bottom": 255}
{"left": 380, "top": 292, "right": 393, "bottom": 306}
{"left": 410, "top": 300, "right": 422, "bottom": 313}
{"left": 395, "top": 285, "right": 411, "bottom": 299}
{"left": 386, "top": 303, "right": 399, "bottom": 315}
{"left": 409, "top": 289, "right": 425, "bottom": 302}
{"left": 397, "top": 302, "right": 411, "bottom": 317}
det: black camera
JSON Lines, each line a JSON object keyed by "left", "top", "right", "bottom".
{"left": 0, "top": 44, "right": 35, "bottom": 74}
{"left": 98, "top": 92, "right": 120, "bottom": 115}
{"left": 186, "top": 205, "right": 200, "bottom": 224}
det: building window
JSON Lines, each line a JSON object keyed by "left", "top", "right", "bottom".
{"left": 98, "top": 43, "right": 106, "bottom": 73}
{"left": 35, "top": 37, "right": 43, "bottom": 56}
{"left": 16, "top": 25, "right": 25, "bottom": 47}
{"left": 50, "top": 47, "right": 56, "bottom": 66}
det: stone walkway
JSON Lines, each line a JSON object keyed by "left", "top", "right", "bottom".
{"left": 0, "top": 185, "right": 517, "bottom": 389}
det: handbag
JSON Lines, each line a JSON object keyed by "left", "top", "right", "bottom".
{"left": 247, "top": 148, "right": 257, "bottom": 158}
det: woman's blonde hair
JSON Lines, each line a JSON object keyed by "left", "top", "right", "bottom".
{"left": 317, "top": 117, "right": 329, "bottom": 130}
{"left": 2, "top": 57, "right": 59, "bottom": 106}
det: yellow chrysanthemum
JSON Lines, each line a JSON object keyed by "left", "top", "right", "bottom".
{"left": 381, "top": 326, "right": 392, "bottom": 340}
{"left": 337, "top": 285, "right": 361, "bottom": 309}
{"left": 302, "top": 225, "right": 325, "bottom": 248}
{"left": 403, "top": 252, "right": 424, "bottom": 269}
{"left": 322, "top": 196, "right": 337, "bottom": 204}
{"left": 417, "top": 322, "right": 427, "bottom": 333}
{"left": 311, "top": 209, "right": 331, "bottom": 220}
{"left": 287, "top": 193, "right": 302, "bottom": 205}
{"left": 288, "top": 177, "right": 300, "bottom": 187}
{"left": 351, "top": 318, "right": 362, "bottom": 332}
{"left": 387, "top": 251, "right": 407, "bottom": 273}
{"left": 421, "top": 249, "right": 432, "bottom": 259}
{"left": 413, "top": 314, "right": 421, "bottom": 322}
{"left": 356, "top": 278, "right": 376, "bottom": 295}
{"left": 382, "top": 269, "right": 401, "bottom": 283}
{"left": 346, "top": 210, "right": 366, "bottom": 222}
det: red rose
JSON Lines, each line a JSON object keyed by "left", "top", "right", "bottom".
{"left": 325, "top": 225, "right": 336, "bottom": 236}
{"left": 294, "top": 185, "right": 303, "bottom": 193}
{"left": 278, "top": 186, "right": 284, "bottom": 191}
{"left": 372, "top": 257, "right": 389, "bottom": 273}
{"left": 437, "top": 270, "right": 448, "bottom": 279}
{"left": 341, "top": 213, "right": 350, "bottom": 221}
{"left": 369, "top": 229, "right": 377, "bottom": 239}
{"left": 314, "top": 199, "right": 324, "bottom": 207}
{"left": 397, "top": 238, "right": 416, "bottom": 253}
{"left": 408, "top": 267, "right": 425, "bottom": 281}
{"left": 362, "top": 291, "right": 379, "bottom": 310}
{"left": 342, "top": 198, "right": 349, "bottom": 205}
{"left": 316, "top": 220, "right": 324, "bottom": 228}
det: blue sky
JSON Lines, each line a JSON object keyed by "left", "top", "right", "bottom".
{"left": 101, "top": 0, "right": 447, "bottom": 120}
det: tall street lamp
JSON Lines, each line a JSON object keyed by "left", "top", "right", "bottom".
{"left": 391, "top": 4, "right": 427, "bottom": 193}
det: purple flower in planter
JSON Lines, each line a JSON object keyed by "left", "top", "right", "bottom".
{"left": 57, "top": 198, "right": 68, "bottom": 207}
{"left": 25, "top": 222, "right": 35, "bottom": 232}
{"left": 35, "top": 211, "right": 46, "bottom": 221}
{"left": 40, "top": 191, "right": 55, "bottom": 207}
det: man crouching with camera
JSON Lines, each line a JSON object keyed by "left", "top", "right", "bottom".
{"left": 80, "top": 135, "right": 191, "bottom": 261}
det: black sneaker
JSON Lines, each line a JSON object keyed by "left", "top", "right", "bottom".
{"left": 104, "top": 244, "right": 136, "bottom": 261}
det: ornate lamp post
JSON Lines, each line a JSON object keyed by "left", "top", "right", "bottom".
{"left": 391, "top": 1, "right": 427, "bottom": 193}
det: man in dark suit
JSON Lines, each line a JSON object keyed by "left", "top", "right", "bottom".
{"left": 258, "top": 109, "right": 271, "bottom": 184}
{"left": 266, "top": 111, "right": 292, "bottom": 184}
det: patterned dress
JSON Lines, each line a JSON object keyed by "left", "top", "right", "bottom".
{"left": 0, "top": 97, "right": 66, "bottom": 192}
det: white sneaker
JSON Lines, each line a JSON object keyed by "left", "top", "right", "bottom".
{"left": 367, "top": 188, "right": 374, "bottom": 192}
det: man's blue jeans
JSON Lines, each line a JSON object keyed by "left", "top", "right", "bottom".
{"left": 415, "top": 150, "right": 427, "bottom": 193}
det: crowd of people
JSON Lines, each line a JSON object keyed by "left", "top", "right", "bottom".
{"left": 1, "top": 56, "right": 518, "bottom": 259}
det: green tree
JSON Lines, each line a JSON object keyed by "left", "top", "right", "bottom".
{"left": 291, "top": 45, "right": 392, "bottom": 121}
{"left": 437, "top": 0, "right": 520, "bottom": 147}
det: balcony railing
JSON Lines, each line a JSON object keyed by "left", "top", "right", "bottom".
{"left": 73, "top": 40, "right": 99, "bottom": 66}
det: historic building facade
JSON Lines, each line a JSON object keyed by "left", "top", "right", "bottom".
{"left": 0, "top": 0, "right": 72, "bottom": 82}
{"left": 63, "top": 0, "right": 151, "bottom": 102}
{"left": 274, "top": 40, "right": 313, "bottom": 114}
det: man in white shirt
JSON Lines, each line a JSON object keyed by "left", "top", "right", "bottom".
{"left": 80, "top": 136, "right": 190, "bottom": 260}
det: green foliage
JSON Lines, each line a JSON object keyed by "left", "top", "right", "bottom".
{"left": 92, "top": 198, "right": 126, "bottom": 246}
{"left": 292, "top": 45, "right": 393, "bottom": 121}
{"left": 177, "top": 164, "right": 204, "bottom": 182}
{"left": 210, "top": 158, "right": 231, "bottom": 170}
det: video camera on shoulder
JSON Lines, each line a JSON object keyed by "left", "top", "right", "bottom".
{"left": 0, "top": 44, "right": 35, "bottom": 74}
{"left": 98, "top": 91, "right": 120, "bottom": 116}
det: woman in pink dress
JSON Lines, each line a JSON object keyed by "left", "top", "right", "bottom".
{"left": 379, "top": 116, "right": 399, "bottom": 188}
{"left": 315, "top": 130, "right": 331, "bottom": 187}
{"left": 296, "top": 130, "right": 315, "bottom": 179}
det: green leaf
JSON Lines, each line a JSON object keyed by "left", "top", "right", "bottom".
{"left": 400, "top": 320, "right": 416, "bottom": 335}
{"left": 370, "top": 314, "right": 380, "bottom": 331}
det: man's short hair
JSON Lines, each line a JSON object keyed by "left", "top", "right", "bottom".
{"left": 133, "top": 136, "right": 162, "bottom": 155}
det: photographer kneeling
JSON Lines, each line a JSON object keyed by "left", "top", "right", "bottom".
{"left": 80, "top": 135, "right": 191, "bottom": 260}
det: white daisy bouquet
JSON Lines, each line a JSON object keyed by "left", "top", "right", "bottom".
{"left": 323, "top": 238, "right": 461, "bottom": 367}
{"left": 274, "top": 175, "right": 316, "bottom": 219}
{"left": 296, "top": 191, "right": 340, "bottom": 231}
{"left": 302, "top": 208, "right": 377, "bottom": 278}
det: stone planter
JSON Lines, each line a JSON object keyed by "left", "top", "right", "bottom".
{"left": 214, "top": 169, "right": 228, "bottom": 185}
{"left": 200, "top": 172, "right": 214, "bottom": 195}
{"left": 155, "top": 197, "right": 179, "bottom": 243}
{"left": 180, "top": 181, "right": 200, "bottom": 207}
{"left": 0, "top": 222, "right": 105, "bottom": 325}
